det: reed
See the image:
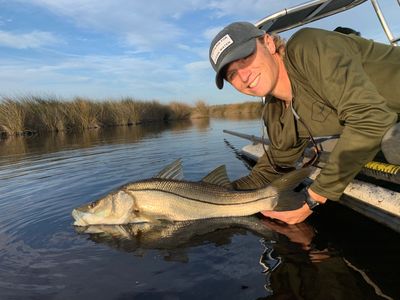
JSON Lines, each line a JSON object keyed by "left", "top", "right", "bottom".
{"left": 0, "top": 96, "right": 194, "bottom": 136}
{"left": 0, "top": 97, "right": 26, "bottom": 135}
{"left": 191, "top": 100, "right": 209, "bottom": 119}
{"left": 209, "top": 101, "right": 262, "bottom": 119}
{"left": 168, "top": 101, "right": 192, "bottom": 120}
{"left": 22, "top": 95, "right": 67, "bottom": 132}
{"left": 65, "top": 97, "right": 100, "bottom": 130}
{"left": 0, "top": 96, "right": 262, "bottom": 137}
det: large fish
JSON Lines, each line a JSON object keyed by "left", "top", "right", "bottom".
{"left": 72, "top": 159, "right": 311, "bottom": 226}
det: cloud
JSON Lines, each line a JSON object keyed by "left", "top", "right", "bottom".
{"left": 0, "top": 30, "right": 60, "bottom": 49}
{"left": 21, "top": 0, "right": 204, "bottom": 51}
{"left": 18, "top": 0, "right": 289, "bottom": 52}
{"left": 206, "top": 0, "right": 292, "bottom": 20}
{"left": 203, "top": 26, "right": 224, "bottom": 41}
{"left": 0, "top": 52, "right": 196, "bottom": 101}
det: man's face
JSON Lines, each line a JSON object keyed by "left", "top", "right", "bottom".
{"left": 225, "top": 35, "right": 279, "bottom": 97}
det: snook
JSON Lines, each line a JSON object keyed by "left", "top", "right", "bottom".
{"left": 72, "top": 159, "right": 311, "bottom": 226}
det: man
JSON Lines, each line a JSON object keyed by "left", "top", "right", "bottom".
{"left": 209, "top": 22, "right": 400, "bottom": 224}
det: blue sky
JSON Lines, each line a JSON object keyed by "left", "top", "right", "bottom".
{"left": 0, "top": 0, "right": 398, "bottom": 105}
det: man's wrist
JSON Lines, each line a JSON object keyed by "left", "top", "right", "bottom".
{"left": 308, "top": 187, "right": 328, "bottom": 204}
{"left": 304, "top": 189, "right": 321, "bottom": 210}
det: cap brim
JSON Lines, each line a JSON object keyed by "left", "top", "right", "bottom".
{"left": 215, "top": 38, "right": 257, "bottom": 89}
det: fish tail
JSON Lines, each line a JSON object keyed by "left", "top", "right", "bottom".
{"left": 274, "top": 190, "right": 307, "bottom": 211}
{"left": 269, "top": 167, "right": 313, "bottom": 192}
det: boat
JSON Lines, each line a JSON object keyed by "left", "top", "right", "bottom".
{"left": 224, "top": 0, "right": 400, "bottom": 233}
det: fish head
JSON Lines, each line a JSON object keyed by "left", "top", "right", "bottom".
{"left": 72, "top": 190, "right": 146, "bottom": 226}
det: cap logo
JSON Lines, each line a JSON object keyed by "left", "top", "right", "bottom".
{"left": 211, "top": 34, "right": 233, "bottom": 65}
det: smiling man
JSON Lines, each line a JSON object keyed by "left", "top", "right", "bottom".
{"left": 209, "top": 22, "right": 400, "bottom": 224}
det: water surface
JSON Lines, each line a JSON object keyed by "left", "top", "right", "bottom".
{"left": 0, "top": 119, "right": 399, "bottom": 299}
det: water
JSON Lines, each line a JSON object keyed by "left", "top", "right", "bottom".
{"left": 0, "top": 118, "right": 399, "bottom": 300}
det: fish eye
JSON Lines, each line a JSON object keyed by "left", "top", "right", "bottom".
{"left": 89, "top": 202, "right": 98, "bottom": 209}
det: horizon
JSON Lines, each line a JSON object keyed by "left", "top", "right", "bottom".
{"left": 0, "top": 0, "right": 398, "bottom": 105}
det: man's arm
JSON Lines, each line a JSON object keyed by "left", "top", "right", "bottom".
{"left": 289, "top": 29, "right": 398, "bottom": 200}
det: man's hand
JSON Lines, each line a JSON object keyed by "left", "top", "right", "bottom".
{"left": 261, "top": 202, "right": 312, "bottom": 224}
{"left": 261, "top": 187, "right": 327, "bottom": 224}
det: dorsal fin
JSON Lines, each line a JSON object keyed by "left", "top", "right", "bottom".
{"left": 201, "top": 165, "right": 232, "bottom": 189}
{"left": 154, "top": 159, "right": 183, "bottom": 180}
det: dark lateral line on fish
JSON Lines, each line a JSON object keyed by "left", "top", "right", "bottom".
{"left": 126, "top": 188, "right": 276, "bottom": 206}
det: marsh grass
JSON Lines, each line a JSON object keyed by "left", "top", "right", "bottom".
{"left": 209, "top": 101, "right": 262, "bottom": 119}
{"left": 0, "top": 98, "right": 26, "bottom": 135}
{"left": 191, "top": 100, "right": 209, "bottom": 119}
{"left": 0, "top": 96, "right": 261, "bottom": 137}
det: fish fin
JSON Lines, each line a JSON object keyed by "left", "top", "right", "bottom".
{"left": 269, "top": 167, "right": 313, "bottom": 193}
{"left": 154, "top": 159, "right": 184, "bottom": 180}
{"left": 273, "top": 190, "right": 307, "bottom": 211}
{"left": 201, "top": 165, "right": 232, "bottom": 189}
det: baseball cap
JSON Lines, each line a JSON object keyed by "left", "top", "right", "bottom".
{"left": 209, "top": 22, "right": 265, "bottom": 89}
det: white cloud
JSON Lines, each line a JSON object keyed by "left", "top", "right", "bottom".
{"left": 203, "top": 26, "right": 224, "bottom": 41}
{"left": 184, "top": 60, "right": 209, "bottom": 73}
{"left": 206, "top": 0, "right": 292, "bottom": 20}
{"left": 17, "top": 0, "right": 291, "bottom": 52}
{"left": 0, "top": 52, "right": 196, "bottom": 101}
{"left": 0, "top": 30, "right": 60, "bottom": 49}
{"left": 19, "top": 0, "right": 205, "bottom": 51}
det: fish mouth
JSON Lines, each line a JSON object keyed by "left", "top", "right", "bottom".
{"left": 72, "top": 209, "right": 88, "bottom": 226}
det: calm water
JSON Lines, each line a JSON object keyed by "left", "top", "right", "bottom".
{"left": 0, "top": 118, "right": 399, "bottom": 300}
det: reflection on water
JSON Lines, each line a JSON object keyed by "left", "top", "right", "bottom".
{"left": 0, "top": 119, "right": 398, "bottom": 300}
{"left": 189, "top": 117, "right": 210, "bottom": 132}
{"left": 0, "top": 120, "right": 194, "bottom": 161}
{"left": 75, "top": 216, "right": 276, "bottom": 258}
{"left": 75, "top": 214, "right": 393, "bottom": 299}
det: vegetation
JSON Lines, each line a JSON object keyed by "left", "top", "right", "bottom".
{"left": 209, "top": 101, "right": 262, "bottom": 119}
{"left": 0, "top": 95, "right": 261, "bottom": 137}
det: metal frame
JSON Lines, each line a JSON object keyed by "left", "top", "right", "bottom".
{"left": 255, "top": 0, "right": 399, "bottom": 46}
{"left": 370, "top": 0, "right": 399, "bottom": 45}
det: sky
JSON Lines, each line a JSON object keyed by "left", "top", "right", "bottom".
{"left": 0, "top": 0, "right": 398, "bottom": 105}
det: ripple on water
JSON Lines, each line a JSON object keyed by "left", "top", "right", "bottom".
{"left": 1, "top": 119, "right": 398, "bottom": 299}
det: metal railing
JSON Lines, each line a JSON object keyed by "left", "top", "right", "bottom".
{"left": 255, "top": 0, "right": 399, "bottom": 46}
{"left": 370, "top": 0, "right": 399, "bottom": 45}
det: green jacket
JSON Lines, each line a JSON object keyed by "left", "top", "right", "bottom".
{"left": 233, "top": 28, "right": 400, "bottom": 200}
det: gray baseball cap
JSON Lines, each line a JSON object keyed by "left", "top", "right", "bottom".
{"left": 209, "top": 22, "right": 265, "bottom": 89}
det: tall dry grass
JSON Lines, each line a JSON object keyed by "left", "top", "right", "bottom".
{"left": 0, "top": 96, "right": 192, "bottom": 136}
{"left": 191, "top": 100, "right": 209, "bottom": 119}
{"left": 209, "top": 101, "right": 262, "bottom": 119}
{"left": 168, "top": 102, "right": 192, "bottom": 120}
{"left": 0, "top": 98, "right": 26, "bottom": 135}
{"left": 23, "top": 96, "right": 67, "bottom": 132}
{"left": 0, "top": 96, "right": 262, "bottom": 137}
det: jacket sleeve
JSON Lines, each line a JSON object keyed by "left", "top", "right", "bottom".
{"left": 288, "top": 29, "right": 398, "bottom": 200}
{"left": 232, "top": 138, "right": 309, "bottom": 190}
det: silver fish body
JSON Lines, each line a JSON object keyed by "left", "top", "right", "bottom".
{"left": 72, "top": 160, "right": 311, "bottom": 226}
